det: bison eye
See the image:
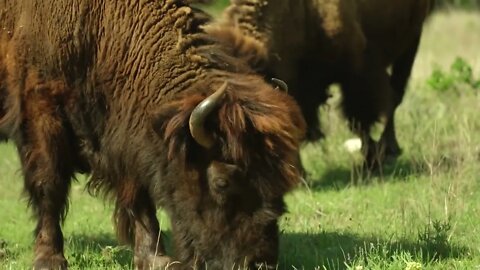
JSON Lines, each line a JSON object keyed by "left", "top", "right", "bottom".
{"left": 213, "top": 178, "right": 229, "bottom": 189}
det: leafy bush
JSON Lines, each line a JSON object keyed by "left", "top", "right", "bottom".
{"left": 427, "top": 57, "right": 480, "bottom": 93}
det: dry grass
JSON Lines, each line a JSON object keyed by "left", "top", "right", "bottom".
{"left": 413, "top": 10, "right": 480, "bottom": 80}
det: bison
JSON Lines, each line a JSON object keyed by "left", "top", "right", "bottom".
{"left": 0, "top": 0, "right": 306, "bottom": 269}
{"left": 205, "top": 0, "right": 435, "bottom": 168}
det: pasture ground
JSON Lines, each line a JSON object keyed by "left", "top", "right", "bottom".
{"left": 1, "top": 9, "right": 480, "bottom": 270}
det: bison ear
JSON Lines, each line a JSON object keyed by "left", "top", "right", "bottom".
{"left": 152, "top": 107, "right": 173, "bottom": 135}
{"left": 150, "top": 93, "right": 214, "bottom": 161}
{"left": 150, "top": 99, "right": 192, "bottom": 160}
{"left": 150, "top": 94, "right": 204, "bottom": 137}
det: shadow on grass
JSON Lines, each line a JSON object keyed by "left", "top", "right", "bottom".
{"left": 306, "top": 158, "right": 430, "bottom": 191}
{"left": 66, "top": 229, "right": 468, "bottom": 270}
{"left": 280, "top": 231, "right": 469, "bottom": 270}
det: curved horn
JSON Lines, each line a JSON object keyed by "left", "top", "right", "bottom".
{"left": 189, "top": 82, "right": 228, "bottom": 148}
{"left": 271, "top": 78, "right": 288, "bottom": 93}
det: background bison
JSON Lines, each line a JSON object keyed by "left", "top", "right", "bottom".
{"left": 205, "top": 0, "right": 435, "bottom": 168}
{"left": 0, "top": 0, "right": 305, "bottom": 269}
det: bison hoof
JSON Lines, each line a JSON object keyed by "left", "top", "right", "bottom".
{"left": 364, "top": 150, "right": 385, "bottom": 171}
{"left": 385, "top": 146, "right": 402, "bottom": 161}
{"left": 363, "top": 150, "right": 384, "bottom": 172}
{"left": 33, "top": 255, "right": 68, "bottom": 270}
{"left": 135, "top": 254, "right": 181, "bottom": 270}
{"left": 366, "top": 143, "right": 402, "bottom": 170}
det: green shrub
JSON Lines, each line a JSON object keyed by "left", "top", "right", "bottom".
{"left": 427, "top": 57, "right": 480, "bottom": 94}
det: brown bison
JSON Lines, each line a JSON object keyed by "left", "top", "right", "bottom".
{"left": 0, "top": 0, "right": 306, "bottom": 269}
{"left": 205, "top": 0, "right": 435, "bottom": 168}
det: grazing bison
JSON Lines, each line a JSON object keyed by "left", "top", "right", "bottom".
{"left": 0, "top": 0, "right": 306, "bottom": 269}
{"left": 205, "top": 0, "right": 435, "bottom": 168}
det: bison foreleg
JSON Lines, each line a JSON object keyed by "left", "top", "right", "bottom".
{"left": 341, "top": 51, "right": 394, "bottom": 170}
{"left": 293, "top": 62, "right": 330, "bottom": 142}
{"left": 19, "top": 84, "right": 75, "bottom": 270}
{"left": 382, "top": 34, "right": 422, "bottom": 160}
{"left": 115, "top": 185, "right": 176, "bottom": 270}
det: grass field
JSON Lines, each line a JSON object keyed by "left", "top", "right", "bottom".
{"left": 1, "top": 9, "right": 480, "bottom": 270}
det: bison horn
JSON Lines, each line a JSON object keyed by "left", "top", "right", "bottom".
{"left": 189, "top": 82, "right": 228, "bottom": 148}
{"left": 271, "top": 78, "right": 288, "bottom": 93}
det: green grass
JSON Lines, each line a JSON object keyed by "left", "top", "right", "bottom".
{"left": 194, "top": 0, "right": 229, "bottom": 17}
{"left": 1, "top": 10, "right": 480, "bottom": 270}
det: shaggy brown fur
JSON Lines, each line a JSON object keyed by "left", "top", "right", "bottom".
{"left": 0, "top": 0, "right": 305, "bottom": 269}
{"left": 206, "top": 0, "right": 435, "bottom": 168}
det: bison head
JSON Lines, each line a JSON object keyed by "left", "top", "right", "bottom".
{"left": 152, "top": 75, "right": 305, "bottom": 269}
